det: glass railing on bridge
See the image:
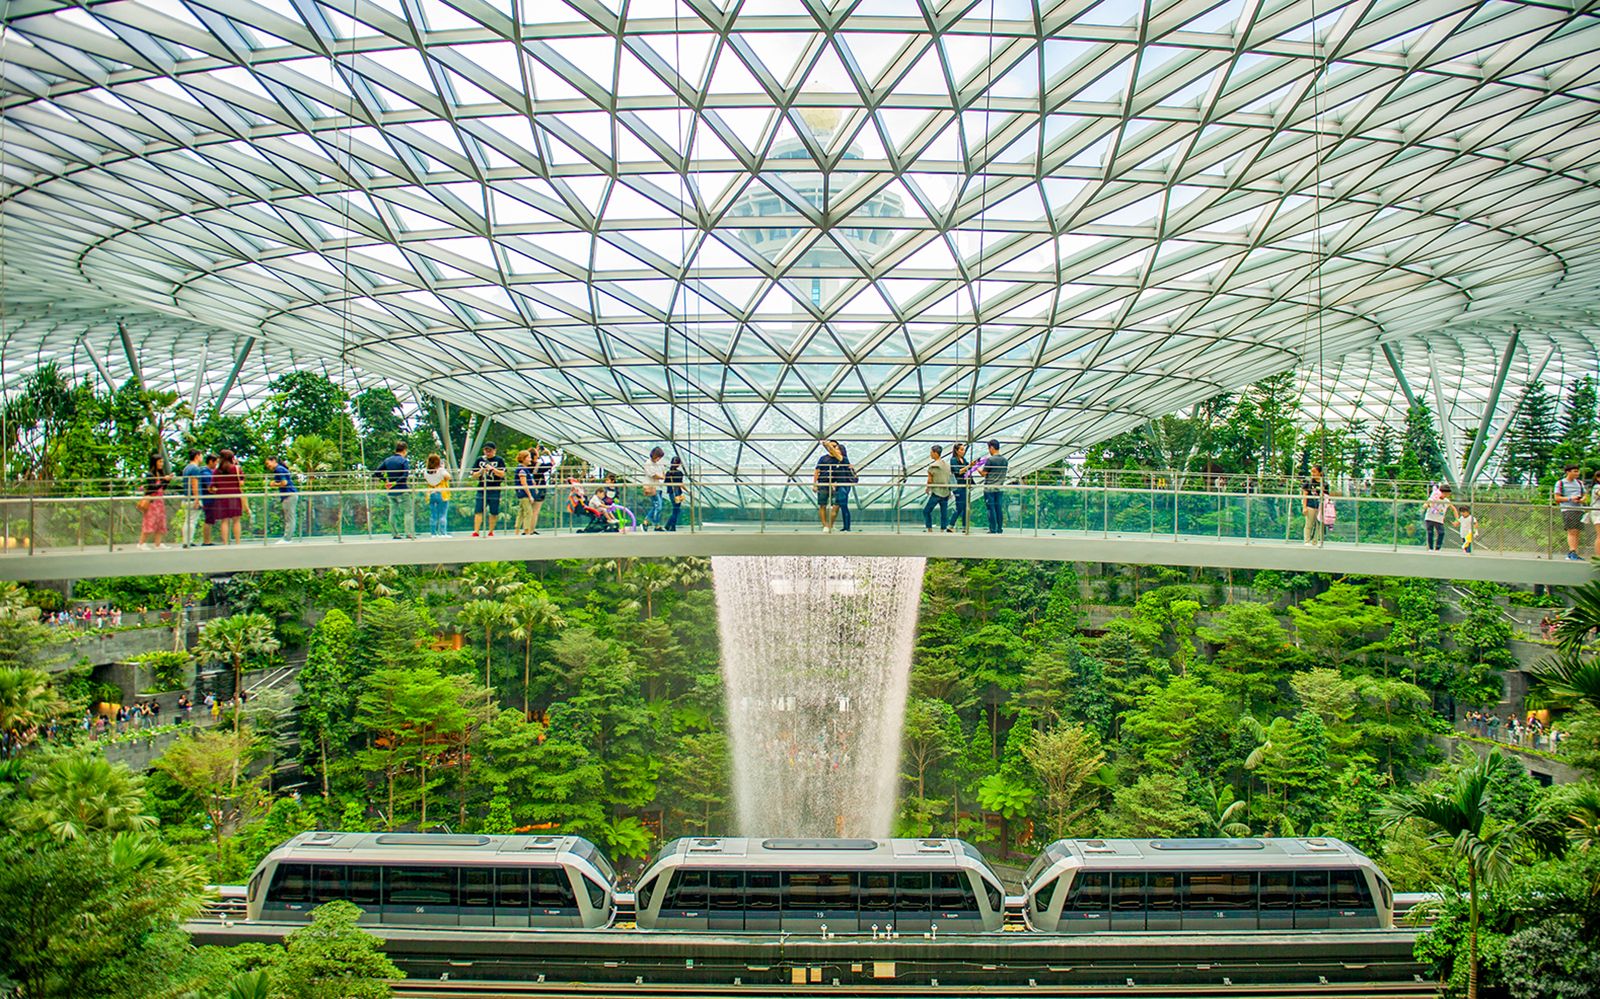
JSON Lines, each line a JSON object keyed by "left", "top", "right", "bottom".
{"left": 0, "top": 475, "right": 1570, "bottom": 561}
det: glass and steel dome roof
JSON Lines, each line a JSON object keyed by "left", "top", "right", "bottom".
{"left": 3, "top": 0, "right": 1600, "bottom": 476}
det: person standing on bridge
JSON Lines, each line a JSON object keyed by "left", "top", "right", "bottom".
{"left": 831, "top": 441, "right": 857, "bottom": 531}
{"left": 180, "top": 449, "right": 206, "bottom": 548}
{"left": 471, "top": 442, "right": 507, "bottom": 537}
{"left": 815, "top": 440, "right": 841, "bottom": 532}
{"left": 664, "top": 455, "right": 686, "bottom": 531}
{"left": 264, "top": 456, "right": 298, "bottom": 544}
{"left": 211, "top": 449, "right": 246, "bottom": 546}
{"left": 424, "top": 453, "right": 451, "bottom": 536}
{"left": 375, "top": 441, "right": 411, "bottom": 540}
{"left": 641, "top": 446, "right": 667, "bottom": 531}
{"left": 1423, "top": 483, "right": 1455, "bottom": 551}
{"left": 923, "top": 444, "right": 952, "bottom": 532}
{"left": 137, "top": 453, "right": 173, "bottom": 550}
{"left": 513, "top": 449, "right": 540, "bottom": 535}
{"left": 982, "top": 440, "right": 1008, "bottom": 534}
{"left": 1554, "top": 464, "right": 1586, "bottom": 561}
{"left": 1301, "top": 465, "right": 1327, "bottom": 547}
{"left": 950, "top": 442, "right": 973, "bottom": 533}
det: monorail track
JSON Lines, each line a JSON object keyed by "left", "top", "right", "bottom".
{"left": 391, "top": 982, "right": 1437, "bottom": 998}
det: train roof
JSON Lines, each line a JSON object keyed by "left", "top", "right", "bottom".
{"left": 266, "top": 831, "right": 614, "bottom": 879}
{"left": 1026, "top": 838, "right": 1372, "bottom": 881}
{"left": 647, "top": 837, "right": 996, "bottom": 872}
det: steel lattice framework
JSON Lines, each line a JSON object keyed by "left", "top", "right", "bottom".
{"left": 4, "top": 0, "right": 1600, "bottom": 477}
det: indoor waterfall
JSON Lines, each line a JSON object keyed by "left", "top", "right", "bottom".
{"left": 711, "top": 555, "right": 926, "bottom": 839}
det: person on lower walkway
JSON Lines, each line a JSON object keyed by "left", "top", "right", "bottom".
{"left": 923, "top": 444, "right": 951, "bottom": 532}
{"left": 1301, "top": 465, "right": 1326, "bottom": 547}
{"left": 982, "top": 439, "right": 1008, "bottom": 534}
{"left": 265, "top": 456, "right": 298, "bottom": 543}
{"left": 1424, "top": 483, "right": 1455, "bottom": 551}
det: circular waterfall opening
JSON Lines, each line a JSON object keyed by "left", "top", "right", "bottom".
{"left": 711, "top": 555, "right": 926, "bottom": 838}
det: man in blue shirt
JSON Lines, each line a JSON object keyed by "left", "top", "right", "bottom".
{"left": 199, "top": 454, "right": 218, "bottom": 545}
{"left": 982, "top": 440, "right": 1009, "bottom": 534}
{"left": 179, "top": 449, "right": 206, "bottom": 548}
{"left": 374, "top": 441, "right": 412, "bottom": 539}
{"left": 264, "top": 457, "right": 298, "bottom": 543}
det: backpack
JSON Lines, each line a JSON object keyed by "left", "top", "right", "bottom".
{"left": 1321, "top": 498, "right": 1337, "bottom": 526}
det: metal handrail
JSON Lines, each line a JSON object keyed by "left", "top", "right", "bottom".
{"left": 0, "top": 477, "right": 1573, "bottom": 561}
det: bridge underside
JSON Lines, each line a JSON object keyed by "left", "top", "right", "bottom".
{"left": 1, "top": 530, "right": 1588, "bottom": 586}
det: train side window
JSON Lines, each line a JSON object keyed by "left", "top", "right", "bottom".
{"left": 461, "top": 868, "right": 494, "bottom": 908}
{"left": 895, "top": 871, "right": 932, "bottom": 912}
{"left": 385, "top": 866, "right": 456, "bottom": 906}
{"left": 635, "top": 876, "right": 655, "bottom": 913}
{"left": 1295, "top": 870, "right": 1330, "bottom": 909}
{"left": 1148, "top": 872, "right": 1178, "bottom": 912}
{"left": 582, "top": 876, "right": 607, "bottom": 911}
{"left": 1185, "top": 871, "right": 1254, "bottom": 910}
{"left": 786, "top": 871, "right": 856, "bottom": 911}
{"left": 1260, "top": 871, "right": 1293, "bottom": 910}
{"left": 1032, "top": 877, "right": 1058, "bottom": 913}
{"left": 269, "top": 863, "right": 310, "bottom": 903}
{"left": 1112, "top": 871, "right": 1144, "bottom": 910}
{"left": 664, "top": 869, "right": 707, "bottom": 910}
{"left": 1066, "top": 872, "right": 1109, "bottom": 912}
{"left": 247, "top": 869, "right": 263, "bottom": 904}
{"left": 532, "top": 867, "right": 578, "bottom": 909}
{"left": 1332, "top": 869, "right": 1372, "bottom": 910}
{"left": 932, "top": 871, "right": 976, "bottom": 912}
{"left": 708, "top": 870, "right": 744, "bottom": 910}
{"left": 984, "top": 879, "right": 1002, "bottom": 914}
{"left": 746, "top": 871, "right": 779, "bottom": 911}
{"left": 312, "top": 864, "right": 347, "bottom": 904}
{"left": 861, "top": 871, "right": 894, "bottom": 911}
{"left": 497, "top": 868, "right": 530, "bottom": 909}
{"left": 347, "top": 865, "right": 379, "bottom": 907}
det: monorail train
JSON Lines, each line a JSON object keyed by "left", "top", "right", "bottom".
{"left": 633, "top": 837, "right": 1007, "bottom": 932}
{"left": 245, "top": 831, "right": 616, "bottom": 928}
{"left": 1022, "top": 837, "right": 1394, "bottom": 932}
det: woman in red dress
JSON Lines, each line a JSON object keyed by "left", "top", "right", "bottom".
{"left": 210, "top": 448, "right": 248, "bottom": 544}
{"left": 137, "top": 453, "right": 173, "bottom": 549}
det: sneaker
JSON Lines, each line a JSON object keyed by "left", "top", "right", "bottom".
{"left": 274, "top": 538, "right": 292, "bottom": 545}
{"left": 472, "top": 531, "right": 480, "bottom": 537}
{"left": 137, "top": 543, "right": 151, "bottom": 551}
{"left": 1568, "top": 551, "right": 1584, "bottom": 561}
{"left": 487, "top": 531, "right": 495, "bottom": 537}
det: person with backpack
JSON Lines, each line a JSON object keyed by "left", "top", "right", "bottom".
{"left": 1301, "top": 465, "right": 1326, "bottom": 547}
{"left": 1423, "top": 483, "right": 1457, "bottom": 551}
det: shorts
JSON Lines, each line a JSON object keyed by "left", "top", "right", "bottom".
{"left": 816, "top": 487, "right": 834, "bottom": 507}
{"left": 1563, "top": 508, "right": 1584, "bottom": 531}
{"left": 475, "top": 490, "right": 502, "bottom": 515}
{"left": 202, "top": 500, "right": 218, "bottom": 525}
{"left": 531, "top": 487, "right": 548, "bottom": 501}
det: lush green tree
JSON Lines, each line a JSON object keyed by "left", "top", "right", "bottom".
{"left": 1119, "top": 676, "right": 1228, "bottom": 771}
{"left": 0, "top": 832, "right": 206, "bottom": 999}
{"left": 1289, "top": 582, "right": 1391, "bottom": 665}
{"left": 13, "top": 751, "right": 156, "bottom": 841}
{"left": 1196, "top": 601, "right": 1289, "bottom": 710}
{"left": 1506, "top": 382, "right": 1559, "bottom": 485}
{"left": 298, "top": 609, "right": 358, "bottom": 797}
{"left": 1197, "top": 781, "right": 1250, "bottom": 837}
{"left": 0, "top": 666, "right": 66, "bottom": 740}
{"left": 355, "top": 666, "right": 472, "bottom": 828}
{"left": 1404, "top": 402, "right": 1448, "bottom": 481}
{"left": 662, "top": 731, "right": 731, "bottom": 835}
{"left": 1106, "top": 773, "right": 1205, "bottom": 837}
{"left": 154, "top": 728, "right": 267, "bottom": 860}
{"left": 268, "top": 900, "right": 403, "bottom": 999}
{"left": 330, "top": 565, "right": 398, "bottom": 626}
{"left": 196, "top": 612, "right": 281, "bottom": 716}
{"left": 505, "top": 585, "right": 565, "bottom": 716}
{"left": 1023, "top": 724, "right": 1106, "bottom": 841}
{"left": 1383, "top": 750, "right": 1530, "bottom": 999}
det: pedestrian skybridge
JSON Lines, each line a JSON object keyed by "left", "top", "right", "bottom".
{"left": 0, "top": 480, "right": 1590, "bottom": 586}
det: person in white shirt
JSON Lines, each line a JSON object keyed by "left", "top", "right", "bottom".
{"left": 641, "top": 447, "right": 667, "bottom": 530}
{"left": 1455, "top": 505, "right": 1477, "bottom": 554}
{"left": 922, "top": 445, "right": 953, "bottom": 532}
{"left": 1553, "top": 464, "right": 1586, "bottom": 561}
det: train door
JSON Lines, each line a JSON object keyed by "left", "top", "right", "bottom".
{"left": 782, "top": 871, "right": 857, "bottom": 934}
{"left": 894, "top": 871, "right": 933, "bottom": 933}
{"left": 1259, "top": 870, "right": 1294, "bottom": 930}
{"left": 859, "top": 870, "right": 895, "bottom": 933}
{"left": 1059, "top": 872, "right": 1109, "bottom": 933}
{"left": 706, "top": 870, "right": 745, "bottom": 932}
{"left": 1145, "top": 871, "right": 1180, "bottom": 932}
{"left": 1182, "top": 871, "right": 1256, "bottom": 931}
{"left": 458, "top": 867, "right": 496, "bottom": 928}
{"left": 656, "top": 868, "right": 709, "bottom": 931}
{"left": 382, "top": 866, "right": 459, "bottom": 926}
{"left": 932, "top": 871, "right": 979, "bottom": 931}
{"left": 1110, "top": 871, "right": 1146, "bottom": 931}
{"left": 744, "top": 870, "right": 781, "bottom": 932}
{"left": 495, "top": 868, "right": 531, "bottom": 928}
{"left": 531, "top": 866, "right": 582, "bottom": 928}
{"left": 1294, "top": 869, "right": 1330, "bottom": 929}
{"left": 1330, "top": 868, "right": 1378, "bottom": 928}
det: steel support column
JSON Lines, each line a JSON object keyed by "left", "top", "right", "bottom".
{"left": 77, "top": 335, "right": 119, "bottom": 392}
{"left": 213, "top": 337, "right": 256, "bottom": 413}
{"left": 117, "top": 321, "right": 145, "bottom": 391}
{"left": 1474, "top": 344, "right": 1557, "bottom": 482}
{"left": 1460, "top": 332, "right": 1521, "bottom": 484}
{"left": 1382, "top": 342, "right": 1455, "bottom": 487}
{"left": 1426, "top": 347, "right": 1460, "bottom": 487}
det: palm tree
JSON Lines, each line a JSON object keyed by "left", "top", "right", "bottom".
{"left": 458, "top": 599, "right": 510, "bottom": 691}
{"left": 16, "top": 752, "right": 155, "bottom": 841}
{"left": 330, "top": 565, "right": 397, "bottom": 625}
{"left": 461, "top": 562, "right": 525, "bottom": 601}
{"left": 1199, "top": 781, "right": 1251, "bottom": 837}
{"left": 1535, "top": 580, "right": 1600, "bottom": 710}
{"left": 1380, "top": 749, "right": 1526, "bottom": 999}
{"left": 195, "top": 613, "right": 281, "bottom": 732}
{"left": 0, "top": 666, "right": 65, "bottom": 740}
{"left": 505, "top": 589, "right": 565, "bottom": 716}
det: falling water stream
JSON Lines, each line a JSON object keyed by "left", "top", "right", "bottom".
{"left": 711, "top": 555, "right": 927, "bottom": 838}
